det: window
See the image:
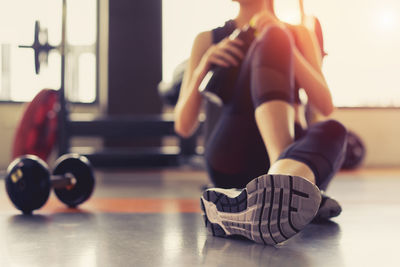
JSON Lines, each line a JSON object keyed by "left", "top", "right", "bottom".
{"left": 162, "top": 0, "right": 238, "bottom": 84}
{"left": 0, "top": 0, "right": 97, "bottom": 103}
{"left": 162, "top": 0, "right": 400, "bottom": 107}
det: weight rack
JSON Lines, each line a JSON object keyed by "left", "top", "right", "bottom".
{"left": 36, "top": 0, "right": 203, "bottom": 168}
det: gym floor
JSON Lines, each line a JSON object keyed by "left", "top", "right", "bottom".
{"left": 0, "top": 167, "right": 399, "bottom": 267}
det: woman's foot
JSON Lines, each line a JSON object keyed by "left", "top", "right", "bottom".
{"left": 200, "top": 174, "right": 321, "bottom": 245}
{"left": 312, "top": 192, "right": 342, "bottom": 222}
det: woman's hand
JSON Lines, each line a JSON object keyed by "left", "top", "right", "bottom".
{"left": 195, "top": 37, "right": 245, "bottom": 76}
{"left": 292, "top": 23, "right": 323, "bottom": 75}
{"left": 301, "top": 15, "right": 317, "bottom": 32}
{"left": 175, "top": 30, "right": 245, "bottom": 137}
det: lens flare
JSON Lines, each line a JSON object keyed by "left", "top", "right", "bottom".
{"left": 274, "top": 0, "right": 302, "bottom": 25}
{"left": 378, "top": 9, "right": 398, "bottom": 30}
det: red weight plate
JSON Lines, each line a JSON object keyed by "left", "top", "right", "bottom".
{"left": 12, "top": 89, "right": 59, "bottom": 161}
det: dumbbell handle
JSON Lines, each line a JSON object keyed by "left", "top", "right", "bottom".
{"left": 51, "top": 173, "right": 76, "bottom": 189}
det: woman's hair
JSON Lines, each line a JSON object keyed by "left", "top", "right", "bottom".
{"left": 266, "top": 0, "right": 276, "bottom": 17}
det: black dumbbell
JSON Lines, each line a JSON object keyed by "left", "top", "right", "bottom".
{"left": 5, "top": 154, "right": 95, "bottom": 214}
{"left": 341, "top": 131, "right": 366, "bottom": 170}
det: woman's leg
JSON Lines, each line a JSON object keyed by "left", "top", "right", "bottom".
{"left": 271, "top": 120, "right": 347, "bottom": 190}
{"left": 201, "top": 25, "right": 346, "bottom": 245}
{"left": 250, "top": 25, "right": 317, "bottom": 183}
{"left": 250, "top": 25, "right": 346, "bottom": 189}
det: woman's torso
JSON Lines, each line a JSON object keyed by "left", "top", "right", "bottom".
{"left": 204, "top": 20, "right": 270, "bottom": 184}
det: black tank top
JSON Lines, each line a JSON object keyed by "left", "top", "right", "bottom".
{"left": 204, "top": 20, "right": 238, "bottom": 142}
{"left": 211, "top": 20, "right": 237, "bottom": 44}
{"left": 204, "top": 20, "right": 302, "bottom": 142}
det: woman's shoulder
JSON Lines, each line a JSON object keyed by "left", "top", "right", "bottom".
{"left": 257, "top": 22, "right": 295, "bottom": 42}
{"left": 282, "top": 23, "right": 314, "bottom": 48}
{"left": 211, "top": 20, "right": 237, "bottom": 44}
{"left": 193, "top": 30, "right": 213, "bottom": 50}
{"left": 193, "top": 20, "right": 237, "bottom": 46}
{"left": 190, "top": 20, "right": 236, "bottom": 57}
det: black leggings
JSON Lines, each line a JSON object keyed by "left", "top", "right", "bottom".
{"left": 205, "top": 26, "right": 347, "bottom": 191}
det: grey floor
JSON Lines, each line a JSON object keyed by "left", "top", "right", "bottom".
{"left": 0, "top": 168, "right": 399, "bottom": 267}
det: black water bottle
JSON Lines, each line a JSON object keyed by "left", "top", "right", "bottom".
{"left": 198, "top": 25, "right": 256, "bottom": 106}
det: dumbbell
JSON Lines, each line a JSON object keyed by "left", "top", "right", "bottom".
{"left": 341, "top": 131, "right": 366, "bottom": 170}
{"left": 198, "top": 25, "right": 256, "bottom": 106}
{"left": 5, "top": 154, "right": 95, "bottom": 214}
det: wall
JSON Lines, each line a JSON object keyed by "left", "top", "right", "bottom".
{"left": 332, "top": 108, "right": 400, "bottom": 167}
{"left": 0, "top": 104, "right": 25, "bottom": 169}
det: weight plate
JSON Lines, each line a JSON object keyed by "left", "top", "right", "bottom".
{"left": 53, "top": 154, "right": 95, "bottom": 207}
{"left": 12, "top": 89, "right": 59, "bottom": 161}
{"left": 5, "top": 155, "right": 51, "bottom": 214}
{"left": 341, "top": 131, "right": 366, "bottom": 170}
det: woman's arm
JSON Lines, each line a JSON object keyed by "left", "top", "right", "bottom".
{"left": 174, "top": 31, "right": 212, "bottom": 138}
{"left": 292, "top": 25, "right": 334, "bottom": 116}
{"left": 174, "top": 30, "right": 245, "bottom": 137}
{"left": 293, "top": 24, "right": 323, "bottom": 71}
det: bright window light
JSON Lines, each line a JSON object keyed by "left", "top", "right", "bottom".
{"left": 67, "top": 0, "right": 97, "bottom": 45}
{"left": 377, "top": 9, "right": 398, "bottom": 31}
{"left": 162, "top": 0, "right": 238, "bottom": 82}
{"left": 0, "top": 0, "right": 97, "bottom": 103}
{"left": 78, "top": 53, "right": 96, "bottom": 102}
{"left": 0, "top": 50, "right": 2, "bottom": 95}
{"left": 274, "top": 0, "right": 302, "bottom": 25}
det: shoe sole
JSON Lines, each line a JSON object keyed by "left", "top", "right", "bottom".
{"left": 200, "top": 174, "right": 321, "bottom": 245}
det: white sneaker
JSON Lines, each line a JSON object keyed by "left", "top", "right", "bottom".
{"left": 200, "top": 174, "right": 321, "bottom": 245}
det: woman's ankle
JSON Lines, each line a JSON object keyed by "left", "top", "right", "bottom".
{"left": 268, "top": 158, "right": 316, "bottom": 185}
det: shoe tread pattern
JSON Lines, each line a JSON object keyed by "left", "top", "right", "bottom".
{"left": 200, "top": 174, "right": 321, "bottom": 245}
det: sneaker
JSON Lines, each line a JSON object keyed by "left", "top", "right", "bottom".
{"left": 202, "top": 185, "right": 342, "bottom": 222}
{"left": 312, "top": 192, "right": 342, "bottom": 222}
{"left": 200, "top": 174, "right": 321, "bottom": 245}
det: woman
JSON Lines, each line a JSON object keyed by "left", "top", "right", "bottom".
{"left": 174, "top": 0, "right": 346, "bottom": 245}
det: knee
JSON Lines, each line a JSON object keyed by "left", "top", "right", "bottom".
{"left": 257, "top": 25, "right": 293, "bottom": 48}
{"left": 249, "top": 26, "right": 295, "bottom": 108}
{"left": 251, "top": 25, "right": 294, "bottom": 70}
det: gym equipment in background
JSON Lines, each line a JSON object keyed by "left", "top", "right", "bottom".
{"left": 158, "top": 60, "right": 187, "bottom": 106}
{"left": 198, "top": 25, "right": 256, "bottom": 107}
{"left": 18, "top": 0, "right": 202, "bottom": 168}
{"left": 5, "top": 154, "right": 95, "bottom": 214}
{"left": 12, "top": 89, "right": 58, "bottom": 161}
{"left": 341, "top": 131, "right": 366, "bottom": 170}
{"left": 19, "top": 21, "right": 57, "bottom": 75}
